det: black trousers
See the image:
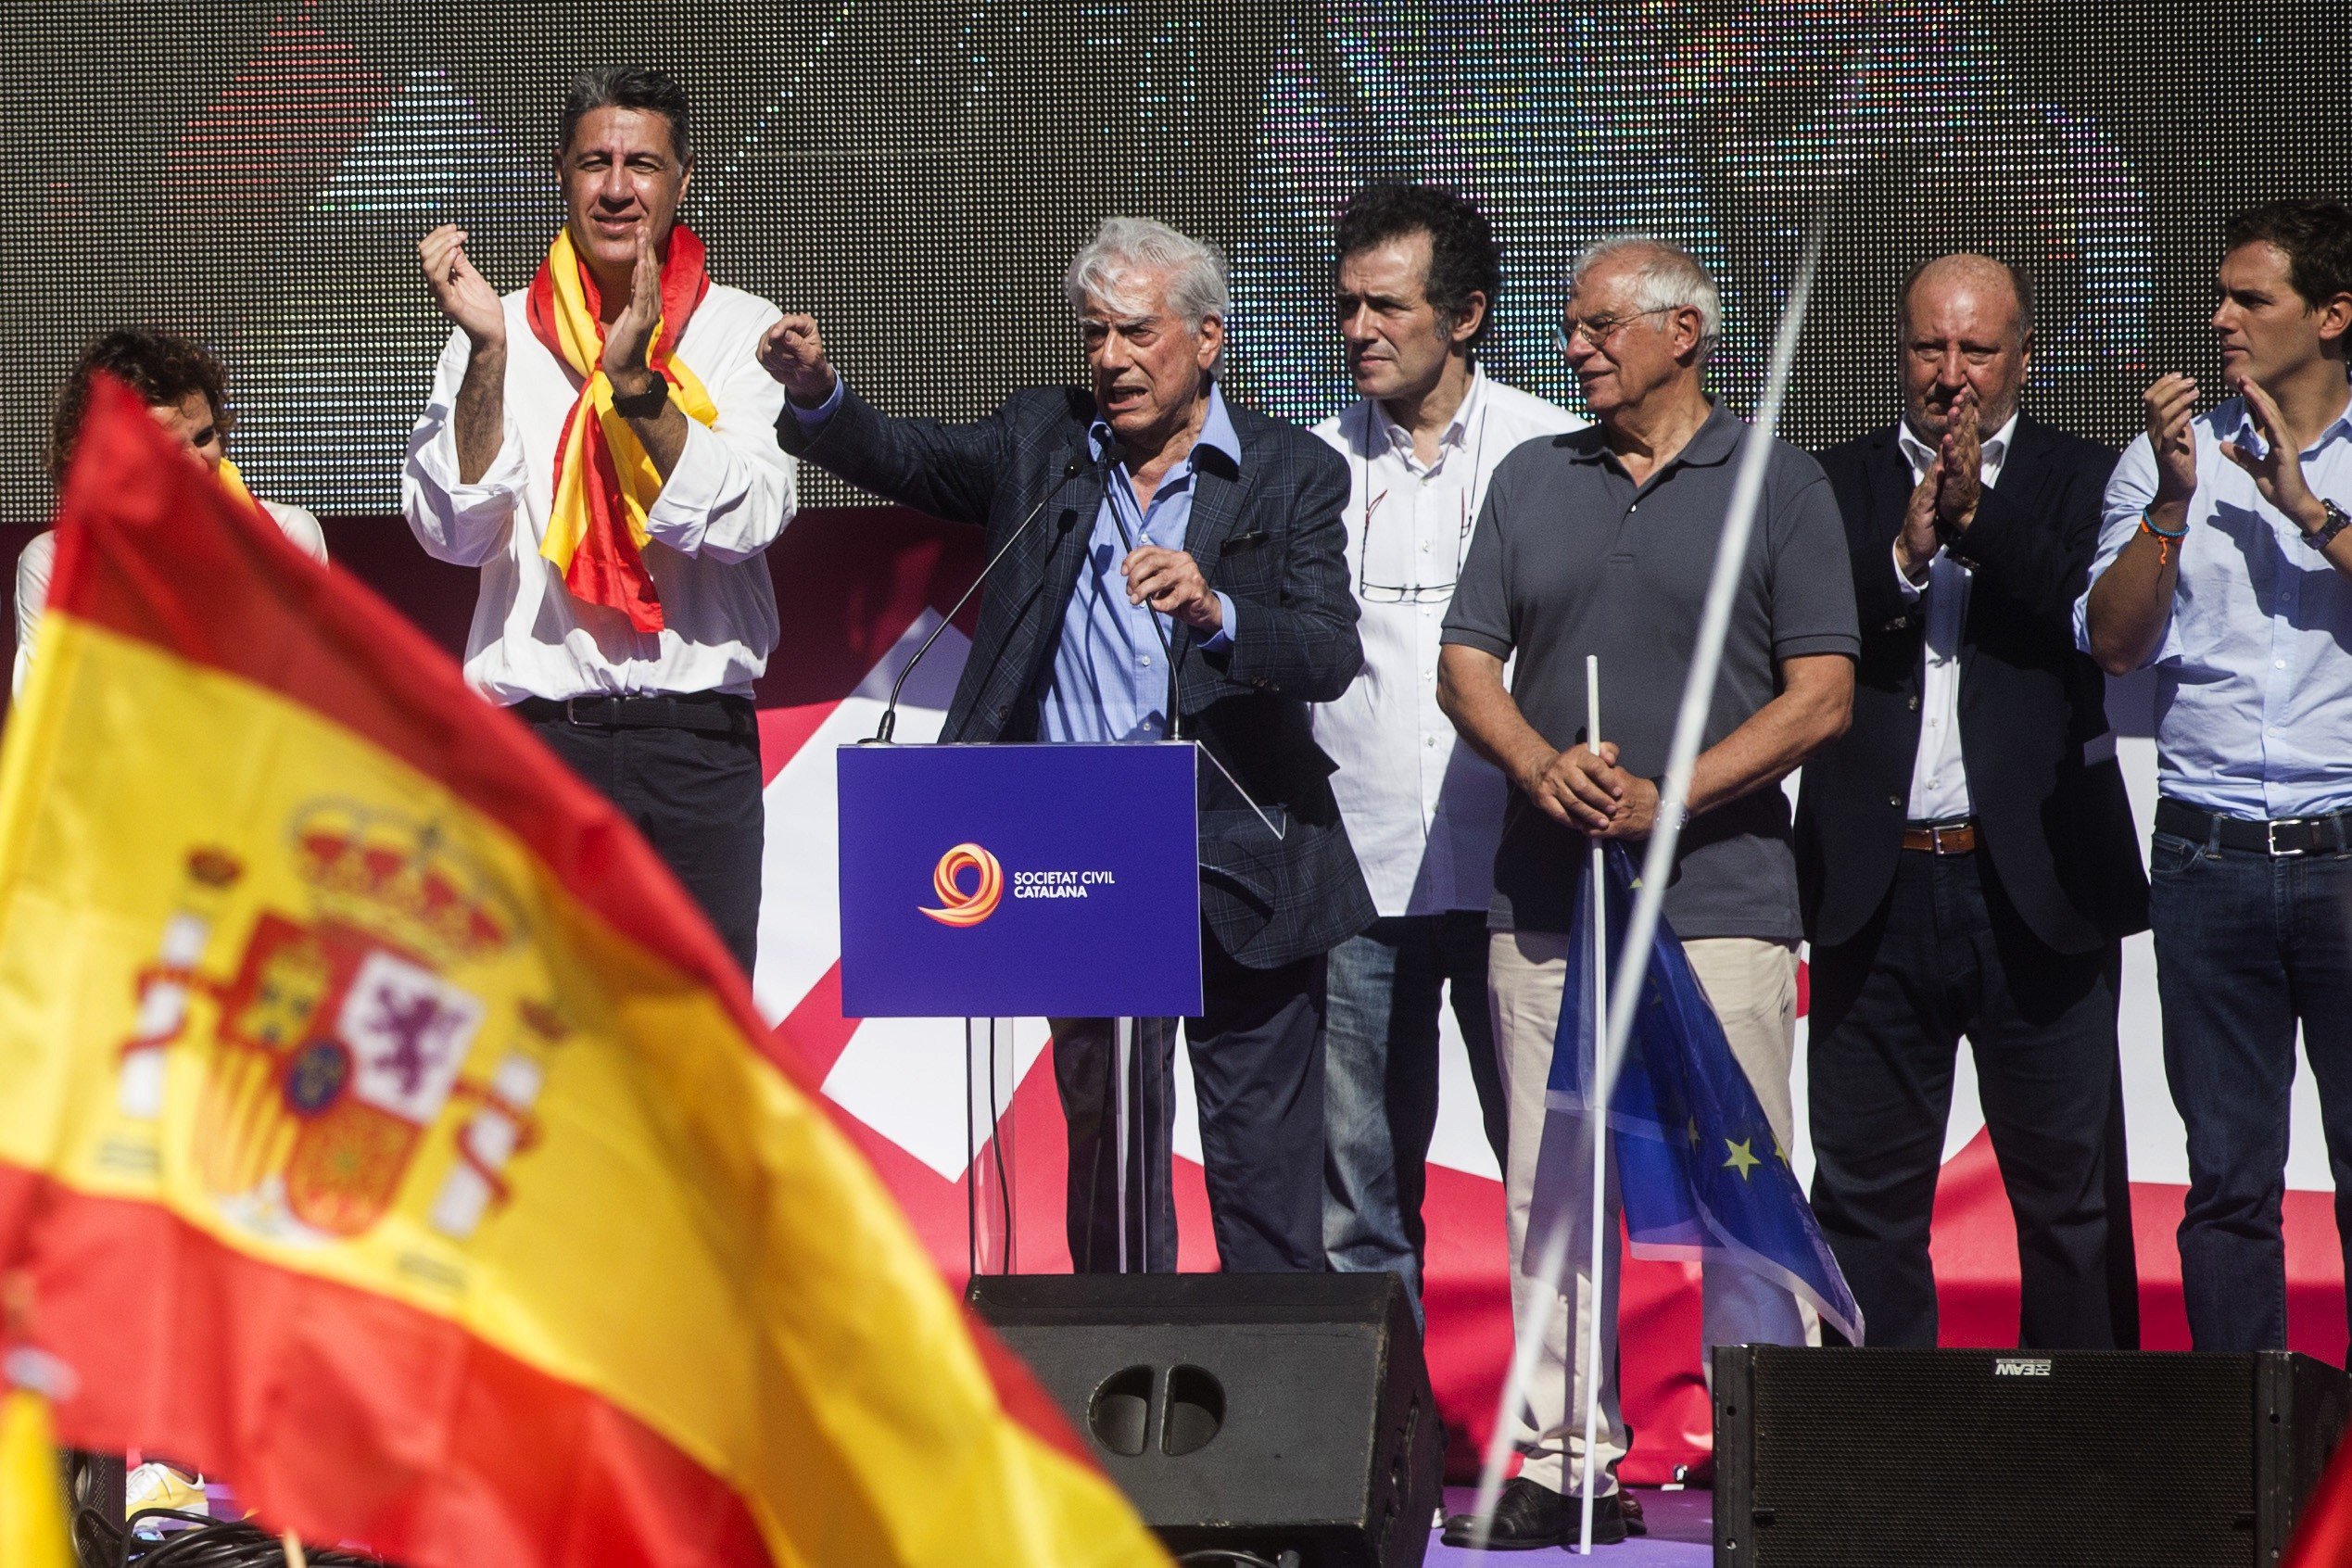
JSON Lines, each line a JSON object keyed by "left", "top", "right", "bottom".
{"left": 523, "top": 708, "right": 765, "bottom": 977}
{"left": 1808, "top": 850, "right": 2137, "bottom": 1349}
{"left": 1052, "top": 938, "right": 1329, "bottom": 1275}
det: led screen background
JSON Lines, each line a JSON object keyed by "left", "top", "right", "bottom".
{"left": 2, "top": 0, "right": 2345, "bottom": 522}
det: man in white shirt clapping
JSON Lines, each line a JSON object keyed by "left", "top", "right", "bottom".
{"left": 1311, "top": 184, "right": 1583, "bottom": 1312}
{"left": 403, "top": 66, "right": 797, "bottom": 975}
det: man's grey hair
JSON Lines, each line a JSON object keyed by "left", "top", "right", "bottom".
{"left": 1570, "top": 234, "right": 1723, "bottom": 364}
{"left": 1065, "top": 217, "right": 1231, "bottom": 336}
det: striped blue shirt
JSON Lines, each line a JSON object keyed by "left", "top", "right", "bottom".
{"left": 1036, "top": 388, "right": 1239, "bottom": 742}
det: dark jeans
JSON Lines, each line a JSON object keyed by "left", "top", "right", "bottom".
{"left": 523, "top": 709, "right": 765, "bottom": 976}
{"left": 2150, "top": 819, "right": 2352, "bottom": 1351}
{"left": 1053, "top": 939, "right": 1329, "bottom": 1274}
{"left": 1809, "top": 850, "right": 2135, "bottom": 1349}
{"left": 1322, "top": 911, "right": 1506, "bottom": 1308}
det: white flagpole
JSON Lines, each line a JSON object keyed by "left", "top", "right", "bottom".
{"left": 1462, "top": 212, "right": 1828, "bottom": 1555}
{"left": 1578, "top": 654, "right": 1609, "bottom": 1555}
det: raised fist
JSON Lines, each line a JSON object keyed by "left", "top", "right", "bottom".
{"left": 757, "top": 315, "right": 838, "bottom": 408}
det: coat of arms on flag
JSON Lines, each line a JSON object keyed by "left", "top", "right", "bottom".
{"left": 108, "top": 804, "right": 554, "bottom": 1252}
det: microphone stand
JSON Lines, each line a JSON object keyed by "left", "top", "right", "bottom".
{"left": 867, "top": 457, "right": 1089, "bottom": 743}
{"left": 872, "top": 456, "right": 1088, "bottom": 1283}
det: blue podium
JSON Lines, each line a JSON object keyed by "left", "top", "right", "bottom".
{"left": 838, "top": 741, "right": 1205, "bottom": 1276}
{"left": 838, "top": 741, "right": 1204, "bottom": 1018}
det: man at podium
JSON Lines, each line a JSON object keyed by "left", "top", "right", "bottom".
{"left": 760, "top": 217, "right": 1374, "bottom": 1275}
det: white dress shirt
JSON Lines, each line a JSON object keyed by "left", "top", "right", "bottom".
{"left": 402, "top": 284, "right": 798, "bottom": 703}
{"left": 1893, "top": 412, "right": 2015, "bottom": 822}
{"left": 13, "top": 499, "right": 327, "bottom": 698}
{"left": 1313, "top": 367, "right": 1585, "bottom": 917}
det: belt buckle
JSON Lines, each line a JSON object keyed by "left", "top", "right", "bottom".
{"left": 2268, "top": 818, "right": 2308, "bottom": 857}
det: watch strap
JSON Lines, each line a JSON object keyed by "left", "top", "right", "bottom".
{"left": 609, "top": 375, "right": 671, "bottom": 420}
{"left": 2314, "top": 499, "right": 2352, "bottom": 550}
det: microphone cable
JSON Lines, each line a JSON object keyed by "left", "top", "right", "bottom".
{"left": 74, "top": 1508, "right": 385, "bottom": 1568}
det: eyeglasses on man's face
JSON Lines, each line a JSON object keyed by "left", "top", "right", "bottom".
{"left": 1552, "top": 304, "right": 1678, "bottom": 355}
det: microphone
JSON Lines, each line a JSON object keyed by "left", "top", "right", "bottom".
{"left": 868, "top": 457, "right": 1089, "bottom": 743}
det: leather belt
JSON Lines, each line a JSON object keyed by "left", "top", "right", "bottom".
{"left": 1901, "top": 818, "right": 1979, "bottom": 855}
{"left": 512, "top": 692, "right": 754, "bottom": 739}
{"left": 2155, "top": 798, "right": 2352, "bottom": 857}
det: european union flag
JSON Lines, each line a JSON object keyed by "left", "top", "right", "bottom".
{"left": 1541, "top": 844, "right": 1863, "bottom": 1345}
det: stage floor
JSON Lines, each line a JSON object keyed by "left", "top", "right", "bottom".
{"left": 1425, "top": 1486, "right": 1713, "bottom": 1562}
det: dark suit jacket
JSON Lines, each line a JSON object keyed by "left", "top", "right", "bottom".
{"left": 778, "top": 383, "right": 1376, "bottom": 970}
{"left": 1795, "top": 416, "right": 2148, "bottom": 955}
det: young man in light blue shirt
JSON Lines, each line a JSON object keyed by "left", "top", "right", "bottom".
{"left": 2080, "top": 198, "right": 2352, "bottom": 1351}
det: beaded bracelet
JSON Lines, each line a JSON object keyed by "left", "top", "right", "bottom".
{"left": 2140, "top": 509, "right": 2188, "bottom": 564}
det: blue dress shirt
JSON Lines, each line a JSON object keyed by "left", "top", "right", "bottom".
{"left": 1036, "top": 390, "right": 1240, "bottom": 742}
{"left": 2079, "top": 392, "right": 2352, "bottom": 818}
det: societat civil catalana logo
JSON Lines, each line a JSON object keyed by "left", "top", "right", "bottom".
{"left": 920, "top": 842, "right": 1005, "bottom": 928}
{"left": 919, "top": 842, "right": 1123, "bottom": 927}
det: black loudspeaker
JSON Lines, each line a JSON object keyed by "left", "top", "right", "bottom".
{"left": 1712, "top": 1346, "right": 2350, "bottom": 1567}
{"left": 968, "top": 1271, "right": 1444, "bottom": 1568}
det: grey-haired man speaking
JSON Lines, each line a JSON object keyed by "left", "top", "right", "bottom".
{"left": 764, "top": 217, "right": 1372, "bottom": 1275}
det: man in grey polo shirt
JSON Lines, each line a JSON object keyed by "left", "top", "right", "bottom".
{"left": 1436, "top": 235, "right": 1857, "bottom": 1549}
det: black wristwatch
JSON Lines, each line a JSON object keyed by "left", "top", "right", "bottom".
{"left": 610, "top": 374, "right": 671, "bottom": 419}
{"left": 2311, "top": 498, "right": 2352, "bottom": 551}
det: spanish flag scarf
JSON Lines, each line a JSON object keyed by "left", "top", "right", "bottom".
{"left": 525, "top": 225, "right": 717, "bottom": 634}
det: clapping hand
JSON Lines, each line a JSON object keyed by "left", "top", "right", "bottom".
{"left": 601, "top": 230, "right": 663, "bottom": 398}
{"left": 1896, "top": 460, "right": 1941, "bottom": 582}
{"left": 1935, "top": 386, "right": 1982, "bottom": 534}
{"left": 418, "top": 225, "right": 505, "bottom": 349}
{"left": 2143, "top": 373, "right": 2201, "bottom": 507}
{"left": 2219, "top": 376, "right": 2327, "bottom": 534}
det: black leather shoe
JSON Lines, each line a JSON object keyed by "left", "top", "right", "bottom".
{"left": 1440, "top": 1477, "right": 1627, "bottom": 1549}
{"left": 1620, "top": 1487, "right": 1647, "bottom": 1536}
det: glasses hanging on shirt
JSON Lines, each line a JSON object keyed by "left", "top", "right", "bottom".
{"left": 1356, "top": 400, "right": 1492, "bottom": 603}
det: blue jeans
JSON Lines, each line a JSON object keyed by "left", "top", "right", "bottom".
{"left": 2149, "top": 819, "right": 2352, "bottom": 1350}
{"left": 1321, "top": 911, "right": 1507, "bottom": 1309}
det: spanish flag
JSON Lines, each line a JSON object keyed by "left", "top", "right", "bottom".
{"left": 0, "top": 379, "right": 1164, "bottom": 1568}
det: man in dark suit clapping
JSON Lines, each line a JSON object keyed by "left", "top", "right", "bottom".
{"left": 760, "top": 218, "right": 1372, "bottom": 1274}
{"left": 1797, "top": 253, "right": 2149, "bottom": 1349}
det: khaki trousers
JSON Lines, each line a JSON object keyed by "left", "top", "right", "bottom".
{"left": 1488, "top": 929, "right": 1808, "bottom": 1492}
